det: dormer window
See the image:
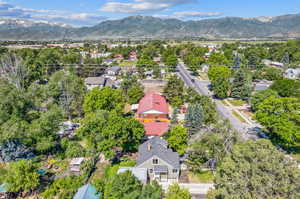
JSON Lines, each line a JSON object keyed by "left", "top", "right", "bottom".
{"left": 153, "top": 159, "right": 158, "bottom": 164}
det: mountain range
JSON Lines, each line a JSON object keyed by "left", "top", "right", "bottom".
{"left": 1, "top": 13, "right": 300, "bottom": 40}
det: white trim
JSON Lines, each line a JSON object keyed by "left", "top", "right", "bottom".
{"left": 143, "top": 109, "right": 164, "bottom": 114}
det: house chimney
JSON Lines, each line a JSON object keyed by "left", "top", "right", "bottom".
{"left": 147, "top": 143, "right": 152, "bottom": 151}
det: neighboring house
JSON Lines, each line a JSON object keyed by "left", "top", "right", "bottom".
{"left": 285, "top": 68, "right": 300, "bottom": 79}
{"left": 137, "top": 93, "right": 169, "bottom": 120}
{"left": 85, "top": 77, "right": 106, "bottom": 90}
{"left": 137, "top": 93, "right": 169, "bottom": 136}
{"left": 153, "top": 57, "right": 161, "bottom": 62}
{"left": 262, "top": 59, "right": 284, "bottom": 67}
{"left": 129, "top": 52, "right": 138, "bottom": 61}
{"left": 106, "top": 66, "right": 121, "bottom": 75}
{"left": 103, "top": 59, "right": 115, "bottom": 65}
{"left": 73, "top": 184, "right": 100, "bottom": 199}
{"left": 117, "top": 167, "right": 148, "bottom": 184}
{"left": 70, "top": 157, "right": 85, "bottom": 173}
{"left": 136, "top": 137, "right": 180, "bottom": 182}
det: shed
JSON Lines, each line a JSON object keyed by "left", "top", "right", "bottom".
{"left": 70, "top": 157, "right": 85, "bottom": 173}
{"left": 117, "top": 167, "right": 148, "bottom": 184}
{"left": 73, "top": 184, "right": 100, "bottom": 199}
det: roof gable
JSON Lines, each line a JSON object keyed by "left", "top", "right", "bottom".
{"left": 137, "top": 93, "right": 168, "bottom": 114}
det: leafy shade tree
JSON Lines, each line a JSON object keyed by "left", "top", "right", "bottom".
{"left": 207, "top": 53, "right": 229, "bottom": 66}
{"left": 47, "top": 70, "right": 86, "bottom": 119}
{"left": 231, "top": 69, "right": 252, "bottom": 100}
{"left": 253, "top": 67, "right": 283, "bottom": 81}
{"left": 270, "top": 79, "right": 300, "bottom": 98}
{"left": 139, "top": 181, "right": 163, "bottom": 199}
{"left": 104, "top": 171, "right": 142, "bottom": 199}
{"left": 184, "top": 104, "right": 204, "bottom": 135}
{"left": 255, "top": 97, "right": 300, "bottom": 146}
{"left": 185, "top": 88, "right": 218, "bottom": 125}
{"left": 208, "top": 66, "right": 231, "bottom": 99}
{"left": 186, "top": 120, "right": 238, "bottom": 172}
{"left": 165, "top": 125, "right": 188, "bottom": 155}
{"left": 213, "top": 77, "right": 231, "bottom": 99}
{"left": 128, "top": 87, "right": 144, "bottom": 104}
{"left": 209, "top": 140, "right": 300, "bottom": 199}
{"left": 3, "top": 160, "right": 40, "bottom": 194}
{"left": 250, "top": 89, "right": 279, "bottom": 111}
{"left": 83, "top": 87, "right": 125, "bottom": 114}
{"left": 29, "top": 105, "right": 63, "bottom": 154}
{"left": 77, "top": 111, "right": 144, "bottom": 158}
{"left": 163, "top": 75, "right": 185, "bottom": 107}
{"left": 165, "top": 184, "right": 191, "bottom": 199}
{"left": 165, "top": 54, "right": 178, "bottom": 72}
{"left": 42, "top": 175, "right": 83, "bottom": 199}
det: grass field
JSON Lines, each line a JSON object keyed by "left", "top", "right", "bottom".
{"left": 188, "top": 170, "right": 214, "bottom": 183}
{"left": 227, "top": 99, "right": 245, "bottom": 106}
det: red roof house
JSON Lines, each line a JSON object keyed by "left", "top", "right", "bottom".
{"left": 137, "top": 93, "right": 169, "bottom": 119}
{"left": 137, "top": 93, "right": 169, "bottom": 137}
{"left": 143, "top": 121, "right": 170, "bottom": 136}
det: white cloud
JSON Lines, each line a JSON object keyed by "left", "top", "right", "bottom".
{"left": 0, "top": 1, "right": 107, "bottom": 26}
{"left": 101, "top": 0, "right": 194, "bottom": 13}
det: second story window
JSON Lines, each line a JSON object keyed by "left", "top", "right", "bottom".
{"left": 153, "top": 159, "right": 158, "bottom": 164}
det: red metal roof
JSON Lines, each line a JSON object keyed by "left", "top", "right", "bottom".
{"left": 137, "top": 93, "right": 168, "bottom": 114}
{"left": 142, "top": 121, "right": 169, "bottom": 136}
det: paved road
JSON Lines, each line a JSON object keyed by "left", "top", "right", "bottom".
{"left": 160, "top": 182, "right": 214, "bottom": 198}
{"left": 176, "top": 61, "right": 259, "bottom": 140}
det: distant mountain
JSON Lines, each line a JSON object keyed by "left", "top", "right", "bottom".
{"left": 1, "top": 14, "right": 300, "bottom": 40}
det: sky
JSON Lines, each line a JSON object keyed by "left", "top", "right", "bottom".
{"left": 1, "top": 0, "right": 300, "bottom": 26}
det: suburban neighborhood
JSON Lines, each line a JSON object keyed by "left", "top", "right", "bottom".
{"left": 0, "top": 35, "right": 300, "bottom": 199}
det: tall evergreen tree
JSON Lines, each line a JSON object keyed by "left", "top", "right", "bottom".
{"left": 231, "top": 69, "right": 252, "bottom": 100}
{"left": 184, "top": 104, "right": 204, "bottom": 135}
{"left": 232, "top": 54, "right": 241, "bottom": 70}
{"left": 281, "top": 52, "right": 290, "bottom": 67}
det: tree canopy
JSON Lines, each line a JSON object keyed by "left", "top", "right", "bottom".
{"left": 209, "top": 140, "right": 300, "bottom": 199}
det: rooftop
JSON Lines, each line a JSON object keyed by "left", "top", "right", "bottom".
{"left": 85, "top": 77, "right": 106, "bottom": 85}
{"left": 137, "top": 93, "right": 168, "bottom": 115}
{"left": 73, "top": 184, "right": 100, "bottom": 199}
{"left": 143, "top": 121, "right": 169, "bottom": 136}
{"left": 137, "top": 137, "right": 180, "bottom": 169}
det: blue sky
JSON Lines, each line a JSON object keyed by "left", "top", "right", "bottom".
{"left": 1, "top": 0, "right": 300, "bottom": 26}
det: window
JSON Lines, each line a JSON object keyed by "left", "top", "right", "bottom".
{"left": 153, "top": 159, "right": 158, "bottom": 164}
{"left": 173, "top": 169, "right": 178, "bottom": 173}
{"left": 149, "top": 169, "right": 153, "bottom": 173}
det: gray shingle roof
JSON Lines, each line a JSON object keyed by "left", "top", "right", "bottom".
{"left": 117, "top": 167, "right": 148, "bottom": 183}
{"left": 85, "top": 77, "right": 106, "bottom": 85}
{"left": 136, "top": 137, "right": 180, "bottom": 169}
{"left": 106, "top": 66, "right": 121, "bottom": 73}
{"left": 154, "top": 165, "right": 168, "bottom": 173}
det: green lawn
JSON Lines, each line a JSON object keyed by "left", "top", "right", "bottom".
{"left": 119, "top": 60, "right": 137, "bottom": 67}
{"left": 227, "top": 99, "right": 245, "bottom": 106}
{"left": 188, "top": 170, "right": 214, "bottom": 183}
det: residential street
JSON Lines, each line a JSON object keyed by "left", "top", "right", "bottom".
{"left": 176, "top": 61, "right": 259, "bottom": 140}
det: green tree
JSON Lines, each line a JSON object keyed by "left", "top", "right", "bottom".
{"left": 255, "top": 97, "right": 300, "bottom": 145}
{"left": 209, "top": 140, "right": 300, "bottom": 199}
{"left": 270, "top": 79, "right": 300, "bottom": 98}
{"left": 104, "top": 171, "right": 142, "bottom": 199}
{"left": 250, "top": 89, "right": 279, "bottom": 111}
{"left": 165, "top": 54, "right": 178, "bottom": 72}
{"left": 214, "top": 77, "right": 231, "bottom": 99}
{"left": 163, "top": 75, "right": 185, "bottom": 107}
{"left": 184, "top": 104, "right": 204, "bottom": 135}
{"left": 208, "top": 66, "right": 231, "bottom": 82}
{"left": 185, "top": 88, "right": 218, "bottom": 125}
{"left": 42, "top": 175, "right": 83, "bottom": 199}
{"left": 4, "top": 160, "right": 40, "bottom": 194}
{"left": 165, "top": 125, "right": 188, "bottom": 155}
{"left": 231, "top": 69, "right": 252, "bottom": 100}
{"left": 47, "top": 70, "right": 86, "bottom": 119}
{"left": 77, "top": 111, "right": 144, "bottom": 158}
{"left": 139, "top": 181, "right": 163, "bottom": 199}
{"left": 128, "top": 87, "right": 144, "bottom": 104}
{"left": 83, "top": 87, "right": 125, "bottom": 114}
{"left": 208, "top": 53, "right": 229, "bottom": 66}
{"left": 165, "top": 184, "right": 191, "bottom": 199}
